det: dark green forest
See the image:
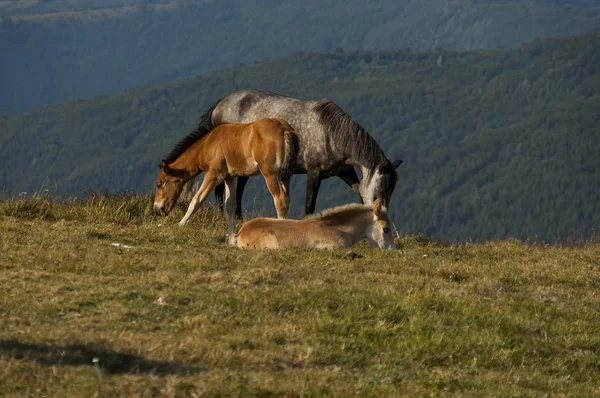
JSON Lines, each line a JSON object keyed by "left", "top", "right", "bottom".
{"left": 2, "top": 0, "right": 600, "bottom": 112}
{"left": 1, "top": 31, "right": 599, "bottom": 242}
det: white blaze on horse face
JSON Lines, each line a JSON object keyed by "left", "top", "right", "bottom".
{"left": 153, "top": 199, "right": 166, "bottom": 214}
{"left": 360, "top": 169, "right": 382, "bottom": 205}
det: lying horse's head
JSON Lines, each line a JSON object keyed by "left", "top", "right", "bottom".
{"left": 153, "top": 160, "right": 187, "bottom": 216}
{"left": 366, "top": 199, "right": 396, "bottom": 250}
{"left": 360, "top": 159, "right": 402, "bottom": 208}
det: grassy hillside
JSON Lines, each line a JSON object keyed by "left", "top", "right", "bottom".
{"left": 2, "top": 31, "right": 599, "bottom": 242}
{"left": 1, "top": 0, "right": 600, "bottom": 111}
{"left": 0, "top": 194, "right": 599, "bottom": 396}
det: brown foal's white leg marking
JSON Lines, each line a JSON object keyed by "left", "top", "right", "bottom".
{"left": 224, "top": 177, "right": 238, "bottom": 235}
{"left": 263, "top": 173, "right": 286, "bottom": 219}
{"left": 179, "top": 175, "right": 219, "bottom": 226}
{"left": 278, "top": 179, "right": 290, "bottom": 218}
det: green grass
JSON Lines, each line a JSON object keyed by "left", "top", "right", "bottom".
{"left": 1, "top": 194, "right": 599, "bottom": 396}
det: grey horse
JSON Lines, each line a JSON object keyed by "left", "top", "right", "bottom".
{"left": 173, "top": 88, "right": 402, "bottom": 217}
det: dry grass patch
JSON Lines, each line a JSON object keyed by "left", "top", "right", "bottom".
{"left": 1, "top": 194, "right": 599, "bottom": 396}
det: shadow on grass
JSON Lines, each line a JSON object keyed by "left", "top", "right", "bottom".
{"left": 0, "top": 339, "right": 201, "bottom": 375}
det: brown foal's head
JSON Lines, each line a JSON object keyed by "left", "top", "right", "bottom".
{"left": 153, "top": 160, "right": 187, "bottom": 216}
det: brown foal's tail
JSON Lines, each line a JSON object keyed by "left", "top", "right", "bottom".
{"left": 280, "top": 129, "right": 299, "bottom": 191}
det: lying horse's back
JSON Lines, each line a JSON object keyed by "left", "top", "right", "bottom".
{"left": 233, "top": 217, "right": 345, "bottom": 250}
{"left": 233, "top": 218, "right": 292, "bottom": 249}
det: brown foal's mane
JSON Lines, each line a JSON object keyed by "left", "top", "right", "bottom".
{"left": 163, "top": 99, "right": 221, "bottom": 165}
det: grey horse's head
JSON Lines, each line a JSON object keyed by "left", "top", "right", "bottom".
{"left": 359, "top": 159, "right": 402, "bottom": 208}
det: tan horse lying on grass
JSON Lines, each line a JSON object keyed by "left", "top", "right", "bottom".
{"left": 230, "top": 200, "right": 396, "bottom": 250}
{"left": 153, "top": 117, "right": 298, "bottom": 234}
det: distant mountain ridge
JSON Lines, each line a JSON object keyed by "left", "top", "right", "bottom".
{"left": 1, "top": 31, "right": 599, "bottom": 242}
{"left": 1, "top": 0, "right": 600, "bottom": 112}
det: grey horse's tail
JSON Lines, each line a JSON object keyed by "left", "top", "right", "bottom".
{"left": 175, "top": 99, "right": 223, "bottom": 205}
{"left": 280, "top": 127, "right": 299, "bottom": 191}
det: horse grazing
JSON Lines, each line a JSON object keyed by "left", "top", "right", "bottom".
{"left": 230, "top": 200, "right": 396, "bottom": 250}
{"left": 174, "top": 88, "right": 402, "bottom": 218}
{"left": 153, "top": 117, "right": 298, "bottom": 234}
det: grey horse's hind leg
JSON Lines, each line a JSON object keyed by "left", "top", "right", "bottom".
{"left": 214, "top": 176, "right": 249, "bottom": 219}
{"left": 305, "top": 171, "right": 322, "bottom": 215}
{"left": 338, "top": 167, "right": 362, "bottom": 203}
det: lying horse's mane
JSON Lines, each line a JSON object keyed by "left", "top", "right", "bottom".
{"left": 313, "top": 100, "right": 388, "bottom": 169}
{"left": 306, "top": 203, "right": 373, "bottom": 222}
{"left": 163, "top": 98, "right": 221, "bottom": 164}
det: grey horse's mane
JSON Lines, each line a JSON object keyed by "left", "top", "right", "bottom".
{"left": 313, "top": 100, "right": 398, "bottom": 195}
{"left": 162, "top": 98, "right": 221, "bottom": 165}
{"left": 313, "top": 100, "right": 387, "bottom": 168}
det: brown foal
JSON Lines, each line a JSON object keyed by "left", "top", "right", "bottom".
{"left": 153, "top": 117, "right": 297, "bottom": 234}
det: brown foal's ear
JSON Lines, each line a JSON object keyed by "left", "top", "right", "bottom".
{"left": 373, "top": 199, "right": 382, "bottom": 217}
{"left": 159, "top": 160, "right": 170, "bottom": 173}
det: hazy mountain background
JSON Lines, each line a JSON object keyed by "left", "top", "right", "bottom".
{"left": 2, "top": 30, "right": 598, "bottom": 242}
{"left": 1, "top": 0, "right": 600, "bottom": 112}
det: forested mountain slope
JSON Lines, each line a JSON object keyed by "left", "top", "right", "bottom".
{"left": 1, "top": 31, "right": 599, "bottom": 242}
{"left": 1, "top": 0, "right": 600, "bottom": 112}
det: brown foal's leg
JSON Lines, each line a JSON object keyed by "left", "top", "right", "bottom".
{"left": 278, "top": 181, "right": 289, "bottom": 218}
{"left": 263, "top": 173, "right": 288, "bottom": 219}
{"left": 279, "top": 176, "right": 291, "bottom": 218}
{"left": 179, "top": 172, "right": 220, "bottom": 226}
{"left": 224, "top": 176, "right": 238, "bottom": 235}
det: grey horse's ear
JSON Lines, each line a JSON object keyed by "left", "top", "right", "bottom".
{"left": 159, "top": 160, "right": 170, "bottom": 173}
{"left": 378, "top": 160, "right": 402, "bottom": 173}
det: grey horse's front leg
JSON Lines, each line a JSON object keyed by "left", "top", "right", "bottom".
{"left": 337, "top": 166, "right": 362, "bottom": 203}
